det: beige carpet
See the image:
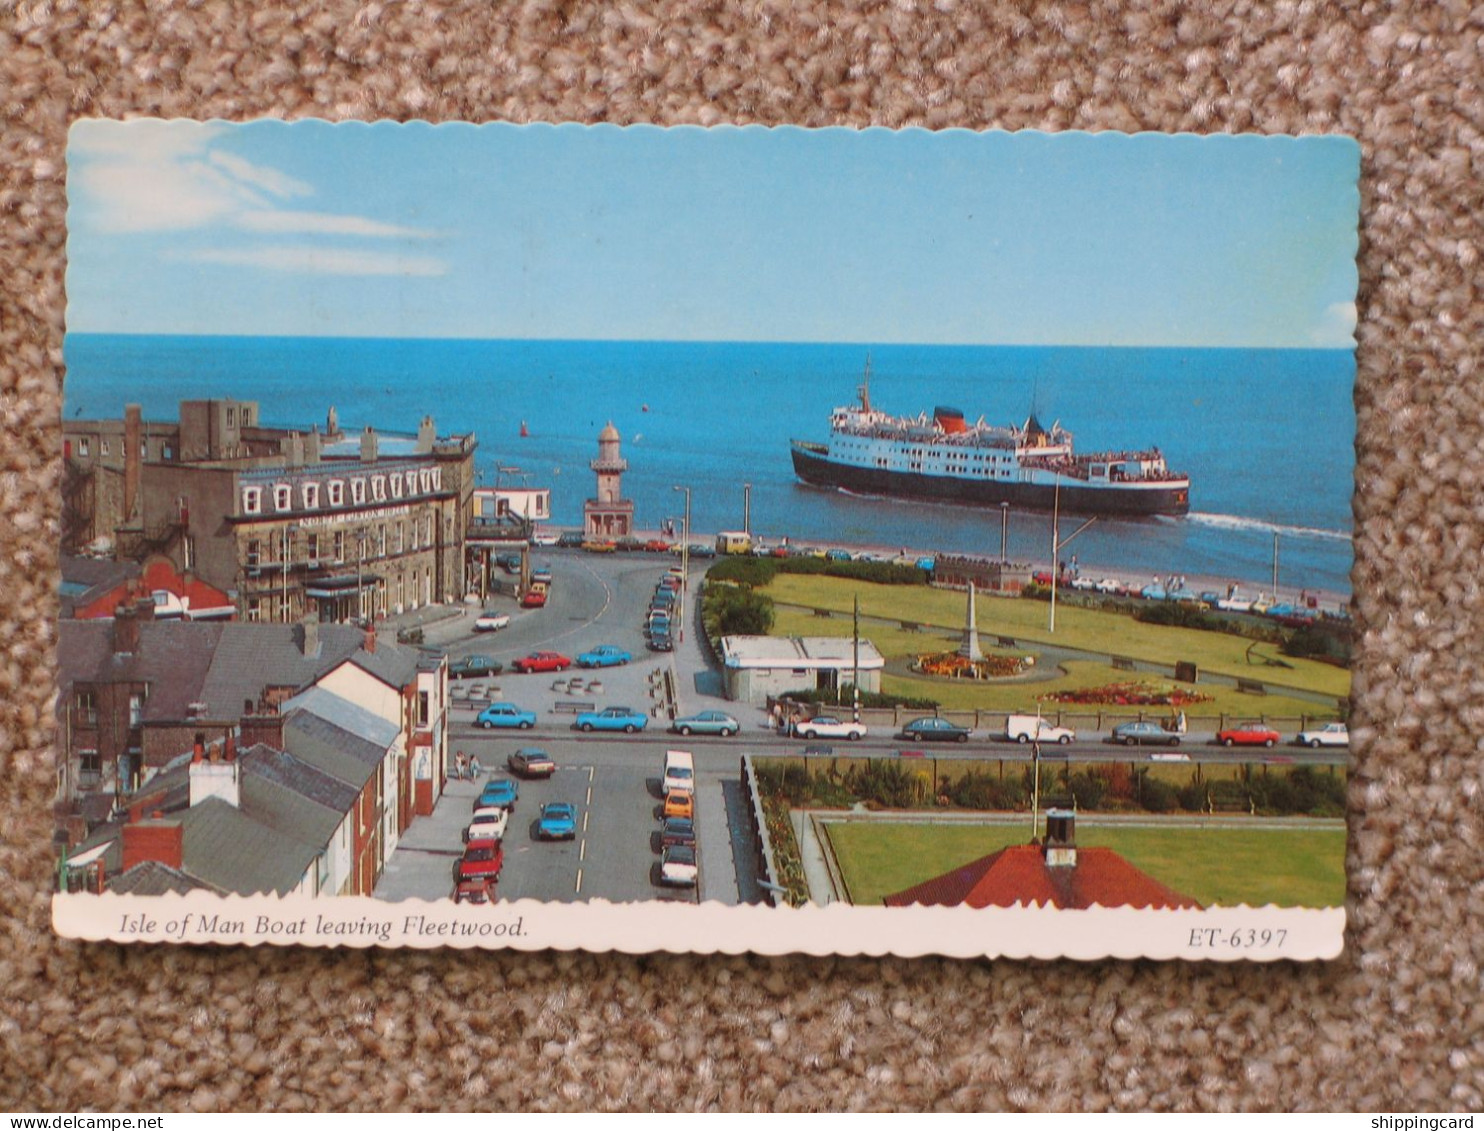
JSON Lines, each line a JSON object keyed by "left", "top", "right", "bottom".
{"left": 3, "top": 0, "right": 1481, "bottom": 1112}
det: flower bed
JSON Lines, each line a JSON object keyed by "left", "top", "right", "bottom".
{"left": 1037, "top": 680, "right": 1214, "bottom": 706}
{"left": 913, "top": 651, "right": 1028, "bottom": 678}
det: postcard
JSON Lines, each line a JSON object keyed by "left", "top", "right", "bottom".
{"left": 53, "top": 121, "right": 1357, "bottom": 959}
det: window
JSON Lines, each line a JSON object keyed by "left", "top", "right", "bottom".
{"left": 395, "top": 523, "right": 404, "bottom": 554}
{"left": 75, "top": 690, "right": 97, "bottom": 726}
{"left": 418, "top": 469, "right": 432, "bottom": 493}
{"left": 410, "top": 520, "right": 419, "bottom": 552}
{"left": 128, "top": 693, "right": 144, "bottom": 727}
{"left": 243, "top": 487, "right": 262, "bottom": 515}
{"left": 246, "top": 539, "right": 261, "bottom": 568}
{"left": 302, "top": 482, "right": 320, "bottom": 510}
{"left": 333, "top": 531, "right": 344, "bottom": 561}
{"left": 247, "top": 598, "right": 262, "bottom": 622}
{"left": 78, "top": 438, "right": 90, "bottom": 458}
{"left": 389, "top": 474, "right": 403, "bottom": 500}
{"left": 227, "top": 407, "right": 236, "bottom": 426}
{"left": 327, "top": 480, "right": 344, "bottom": 507}
{"left": 432, "top": 468, "right": 442, "bottom": 490}
{"left": 101, "top": 439, "right": 110, "bottom": 456}
{"left": 163, "top": 444, "right": 173, "bottom": 460}
{"left": 351, "top": 478, "right": 366, "bottom": 505}
{"left": 418, "top": 691, "right": 430, "bottom": 727}
{"left": 371, "top": 475, "right": 386, "bottom": 502}
{"left": 79, "top": 749, "right": 101, "bottom": 777}
{"left": 242, "top": 407, "right": 252, "bottom": 425}
{"left": 273, "top": 483, "right": 292, "bottom": 512}
{"left": 378, "top": 525, "right": 387, "bottom": 557}
{"left": 306, "top": 533, "right": 319, "bottom": 562}
{"left": 405, "top": 470, "right": 419, "bottom": 495}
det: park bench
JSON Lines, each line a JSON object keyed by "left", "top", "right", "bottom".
{"left": 553, "top": 700, "right": 596, "bottom": 714}
{"left": 1236, "top": 678, "right": 1267, "bottom": 696}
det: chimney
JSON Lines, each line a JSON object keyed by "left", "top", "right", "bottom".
{"left": 189, "top": 741, "right": 240, "bottom": 809}
{"left": 240, "top": 710, "right": 284, "bottom": 751}
{"left": 283, "top": 431, "right": 305, "bottom": 467}
{"left": 123, "top": 404, "right": 142, "bottom": 522}
{"left": 326, "top": 406, "right": 340, "bottom": 438}
{"left": 363, "top": 624, "right": 377, "bottom": 654}
{"left": 305, "top": 428, "right": 322, "bottom": 464}
{"left": 1043, "top": 808, "right": 1078, "bottom": 868}
{"left": 122, "top": 811, "right": 184, "bottom": 872}
{"left": 299, "top": 619, "right": 320, "bottom": 658}
{"left": 135, "top": 596, "right": 157, "bottom": 622}
{"left": 417, "top": 415, "right": 436, "bottom": 453}
{"left": 112, "top": 604, "right": 141, "bottom": 654}
{"left": 360, "top": 426, "right": 378, "bottom": 463}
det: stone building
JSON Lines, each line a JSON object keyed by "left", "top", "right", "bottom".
{"left": 63, "top": 399, "right": 477, "bottom": 622}
{"left": 583, "top": 421, "right": 633, "bottom": 538}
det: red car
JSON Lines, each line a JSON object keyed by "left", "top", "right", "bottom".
{"left": 520, "top": 588, "right": 548, "bottom": 608}
{"left": 644, "top": 539, "right": 673, "bottom": 553}
{"left": 1216, "top": 721, "right": 1281, "bottom": 748}
{"left": 453, "top": 878, "right": 495, "bottom": 904}
{"left": 456, "top": 843, "right": 505, "bottom": 882}
{"left": 512, "top": 650, "right": 572, "bottom": 673}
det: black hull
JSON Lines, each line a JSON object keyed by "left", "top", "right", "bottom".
{"left": 790, "top": 444, "right": 1190, "bottom": 518}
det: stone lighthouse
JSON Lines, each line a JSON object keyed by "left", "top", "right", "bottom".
{"left": 583, "top": 421, "right": 634, "bottom": 538}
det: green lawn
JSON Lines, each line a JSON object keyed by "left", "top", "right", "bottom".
{"left": 763, "top": 575, "right": 1350, "bottom": 700}
{"left": 827, "top": 821, "right": 1346, "bottom": 908}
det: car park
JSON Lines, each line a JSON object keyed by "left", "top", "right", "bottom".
{"left": 465, "top": 807, "right": 510, "bottom": 844}
{"left": 449, "top": 654, "right": 503, "bottom": 680}
{"left": 1296, "top": 721, "right": 1349, "bottom": 748}
{"left": 659, "top": 844, "right": 698, "bottom": 886}
{"left": 453, "top": 878, "right": 495, "bottom": 904}
{"left": 512, "top": 650, "right": 572, "bottom": 673}
{"left": 536, "top": 802, "right": 578, "bottom": 840}
{"left": 1110, "top": 720, "right": 1182, "bottom": 747}
{"left": 575, "top": 706, "right": 649, "bottom": 733}
{"left": 456, "top": 843, "right": 504, "bottom": 882}
{"left": 1217, "top": 721, "right": 1281, "bottom": 748}
{"left": 475, "top": 702, "right": 537, "bottom": 729}
{"left": 475, "top": 778, "right": 519, "bottom": 811}
{"left": 663, "top": 790, "right": 694, "bottom": 820}
{"left": 473, "top": 610, "right": 511, "bottom": 632}
{"left": 670, "top": 710, "right": 740, "bottom": 737}
{"left": 507, "top": 747, "right": 557, "bottom": 777}
{"left": 576, "top": 644, "right": 632, "bottom": 668}
{"left": 793, "top": 716, "right": 866, "bottom": 741}
{"left": 900, "top": 717, "right": 972, "bottom": 743}
{"left": 660, "top": 816, "right": 696, "bottom": 848}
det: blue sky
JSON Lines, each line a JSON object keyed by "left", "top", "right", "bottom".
{"left": 66, "top": 121, "right": 1359, "bottom": 347}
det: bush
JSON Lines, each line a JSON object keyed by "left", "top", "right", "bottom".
{"left": 702, "top": 585, "right": 775, "bottom": 637}
{"left": 785, "top": 687, "right": 940, "bottom": 710}
{"left": 707, "top": 555, "right": 929, "bottom": 588}
{"left": 1065, "top": 771, "right": 1109, "bottom": 810}
{"left": 948, "top": 771, "right": 1027, "bottom": 811}
{"left": 1137, "top": 775, "right": 1179, "bottom": 813}
{"left": 844, "top": 760, "right": 930, "bottom": 808}
{"left": 1135, "top": 602, "right": 1220, "bottom": 631}
{"left": 1177, "top": 781, "right": 1208, "bottom": 811}
{"left": 1282, "top": 624, "right": 1352, "bottom": 664}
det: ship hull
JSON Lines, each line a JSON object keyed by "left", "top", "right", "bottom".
{"left": 791, "top": 442, "right": 1190, "bottom": 518}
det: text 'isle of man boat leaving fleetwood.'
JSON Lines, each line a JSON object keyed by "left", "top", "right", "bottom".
{"left": 789, "top": 365, "right": 1191, "bottom": 518}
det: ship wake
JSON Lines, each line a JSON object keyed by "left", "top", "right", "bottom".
{"left": 1183, "top": 512, "right": 1351, "bottom": 543}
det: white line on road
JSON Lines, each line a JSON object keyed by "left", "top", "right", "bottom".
{"left": 575, "top": 867, "right": 583, "bottom": 895}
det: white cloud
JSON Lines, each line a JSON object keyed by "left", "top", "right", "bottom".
{"left": 208, "top": 151, "right": 313, "bottom": 199}
{"left": 236, "top": 210, "right": 435, "bottom": 239}
{"left": 1311, "top": 300, "right": 1357, "bottom": 347}
{"left": 180, "top": 246, "right": 448, "bottom": 277}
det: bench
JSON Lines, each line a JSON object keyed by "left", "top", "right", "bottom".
{"left": 1236, "top": 678, "right": 1267, "bottom": 696}
{"left": 900, "top": 621, "right": 920, "bottom": 632}
{"left": 553, "top": 700, "right": 596, "bottom": 714}
{"left": 812, "top": 607, "right": 833, "bottom": 618}
{"left": 1111, "top": 655, "right": 1135, "bottom": 672}
{"left": 997, "top": 636, "right": 1017, "bottom": 648}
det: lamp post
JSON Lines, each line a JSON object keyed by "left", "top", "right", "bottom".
{"left": 743, "top": 482, "right": 751, "bottom": 538}
{"left": 355, "top": 530, "right": 366, "bottom": 625}
{"left": 281, "top": 523, "right": 298, "bottom": 623}
{"left": 672, "top": 484, "right": 691, "bottom": 644}
{"left": 999, "top": 502, "right": 1009, "bottom": 564}
{"left": 1272, "top": 531, "right": 1280, "bottom": 602}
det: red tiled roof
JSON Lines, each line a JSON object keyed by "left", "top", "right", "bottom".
{"left": 882, "top": 844, "right": 1201, "bottom": 910}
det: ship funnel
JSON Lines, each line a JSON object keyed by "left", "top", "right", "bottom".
{"left": 934, "top": 406, "right": 968, "bottom": 434}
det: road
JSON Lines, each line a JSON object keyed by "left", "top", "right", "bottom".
{"left": 375, "top": 548, "right": 1345, "bottom": 906}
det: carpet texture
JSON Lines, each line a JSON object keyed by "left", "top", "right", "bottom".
{"left": 3, "top": 0, "right": 1481, "bottom": 1112}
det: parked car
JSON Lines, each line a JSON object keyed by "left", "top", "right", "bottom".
{"left": 531, "top": 566, "right": 553, "bottom": 585}
{"left": 453, "top": 877, "right": 495, "bottom": 904}
{"left": 536, "top": 802, "right": 578, "bottom": 840}
{"left": 686, "top": 543, "right": 716, "bottom": 559}
{"left": 660, "top": 816, "right": 697, "bottom": 849}
{"left": 647, "top": 632, "right": 674, "bottom": 652}
{"left": 1005, "top": 714, "right": 1075, "bottom": 745}
{"left": 1217, "top": 721, "right": 1281, "bottom": 748}
{"left": 1110, "top": 720, "right": 1182, "bottom": 747}
{"left": 530, "top": 530, "right": 561, "bottom": 547}
{"left": 581, "top": 539, "right": 617, "bottom": 553}
{"left": 520, "top": 587, "right": 548, "bottom": 608}
{"left": 671, "top": 710, "right": 740, "bottom": 737}
{"left": 495, "top": 552, "right": 522, "bottom": 573}
{"left": 475, "top": 778, "right": 519, "bottom": 811}
{"left": 793, "top": 716, "right": 866, "bottom": 741}
{"left": 576, "top": 644, "right": 632, "bottom": 668}
{"left": 556, "top": 531, "right": 586, "bottom": 548}
{"left": 456, "top": 842, "right": 504, "bottom": 882}
{"left": 512, "top": 651, "right": 572, "bottom": 673}
{"left": 465, "top": 807, "right": 510, "bottom": 844}
{"left": 900, "top": 717, "right": 972, "bottom": 743}
{"left": 663, "top": 790, "right": 694, "bottom": 820}
{"left": 475, "top": 702, "right": 537, "bottom": 730}
{"left": 575, "top": 706, "right": 649, "bottom": 733}
{"left": 473, "top": 610, "right": 511, "bottom": 632}
{"left": 644, "top": 539, "right": 673, "bottom": 553}
{"left": 659, "top": 843, "right": 698, "bottom": 887}
{"left": 1296, "top": 721, "right": 1350, "bottom": 748}
{"left": 449, "top": 654, "right": 503, "bottom": 680}
{"left": 507, "top": 747, "right": 556, "bottom": 777}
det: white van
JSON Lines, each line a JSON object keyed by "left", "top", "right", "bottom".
{"left": 663, "top": 749, "right": 695, "bottom": 795}
{"left": 1005, "top": 714, "right": 1076, "bottom": 745}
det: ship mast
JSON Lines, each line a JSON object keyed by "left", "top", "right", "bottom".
{"left": 858, "top": 354, "right": 873, "bottom": 413}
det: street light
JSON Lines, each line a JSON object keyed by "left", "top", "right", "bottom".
{"left": 281, "top": 523, "right": 298, "bottom": 623}
{"left": 672, "top": 485, "right": 691, "bottom": 644}
{"left": 743, "top": 482, "right": 751, "bottom": 538}
{"left": 999, "top": 502, "right": 1009, "bottom": 564}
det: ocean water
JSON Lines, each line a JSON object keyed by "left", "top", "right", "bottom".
{"left": 62, "top": 335, "right": 1355, "bottom": 595}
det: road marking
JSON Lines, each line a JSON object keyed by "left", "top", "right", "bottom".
{"left": 575, "top": 867, "right": 583, "bottom": 895}
{"left": 579, "top": 838, "right": 587, "bottom": 862}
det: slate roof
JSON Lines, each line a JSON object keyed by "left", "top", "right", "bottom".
{"left": 882, "top": 844, "right": 1202, "bottom": 911}
{"left": 59, "top": 556, "right": 140, "bottom": 616}
{"left": 108, "top": 859, "right": 216, "bottom": 896}
{"left": 239, "top": 743, "right": 354, "bottom": 847}
{"left": 56, "top": 621, "right": 225, "bottom": 721}
{"left": 281, "top": 701, "right": 391, "bottom": 790}
{"left": 284, "top": 686, "right": 399, "bottom": 749}
{"left": 197, "top": 623, "right": 368, "bottom": 718}
{"left": 178, "top": 797, "right": 319, "bottom": 896}
{"left": 348, "top": 641, "right": 421, "bottom": 689}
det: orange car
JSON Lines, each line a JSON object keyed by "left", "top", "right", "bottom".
{"left": 663, "top": 789, "right": 694, "bottom": 820}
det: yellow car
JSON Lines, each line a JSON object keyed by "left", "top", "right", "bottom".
{"left": 663, "top": 789, "right": 694, "bottom": 820}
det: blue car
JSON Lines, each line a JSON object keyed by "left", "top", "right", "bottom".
{"left": 574, "top": 706, "right": 649, "bottom": 734}
{"left": 475, "top": 702, "right": 537, "bottom": 730}
{"left": 576, "top": 644, "right": 632, "bottom": 669}
{"left": 475, "top": 778, "right": 519, "bottom": 810}
{"left": 536, "top": 802, "right": 578, "bottom": 840}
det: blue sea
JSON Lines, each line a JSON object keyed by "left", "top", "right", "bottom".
{"left": 62, "top": 335, "right": 1355, "bottom": 596}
